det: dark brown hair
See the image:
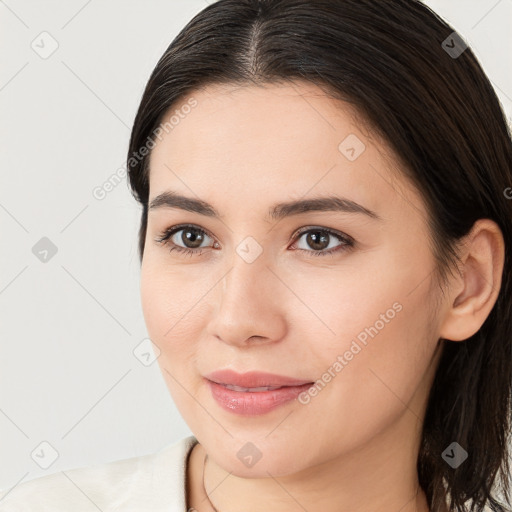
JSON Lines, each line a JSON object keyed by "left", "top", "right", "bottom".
{"left": 126, "top": 1, "right": 512, "bottom": 510}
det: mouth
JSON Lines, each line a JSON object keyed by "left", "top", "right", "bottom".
{"left": 204, "top": 369, "right": 314, "bottom": 389}
{"left": 219, "top": 384, "right": 288, "bottom": 392}
{"left": 204, "top": 377, "right": 316, "bottom": 416}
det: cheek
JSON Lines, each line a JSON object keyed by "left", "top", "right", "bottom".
{"left": 141, "top": 258, "right": 200, "bottom": 335}
{"left": 140, "top": 264, "right": 206, "bottom": 417}
{"left": 293, "top": 247, "right": 437, "bottom": 410}
{"left": 301, "top": 276, "right": 436, "bottom": 440}
{"left": 140, "top": 263, "right": 198, "bottom": 363}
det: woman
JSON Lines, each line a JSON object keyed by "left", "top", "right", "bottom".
{"left": 1, "top": 0, "right": 510, "bottom": 511}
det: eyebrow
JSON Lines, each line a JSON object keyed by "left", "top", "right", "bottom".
{"left": 148, "top": 191, "right": 382, "bottom": 222}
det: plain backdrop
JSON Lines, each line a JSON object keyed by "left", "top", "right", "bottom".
{"left": 1, "top": 0, "right": 511, "bottom": 492}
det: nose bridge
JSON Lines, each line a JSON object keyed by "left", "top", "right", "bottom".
{"left": 207, "top": 239, "right": 286, "bottom": 345}
{"left": 220, "top": 239, "right": 270, "bottom": 308}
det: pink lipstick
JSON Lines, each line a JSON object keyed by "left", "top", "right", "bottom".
{"left": 204, "top": 370, "right": 315, "bottom": 416}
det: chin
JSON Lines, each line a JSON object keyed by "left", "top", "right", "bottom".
{"left": 207, "top": 435, "right": 312, "bottom": 479}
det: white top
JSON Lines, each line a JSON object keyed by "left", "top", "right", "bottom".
{"left": 0, "top": 435, "right": 497, "bottom": 511}
{"left": 0, "top": 435, "right": 199, "bottom": 511}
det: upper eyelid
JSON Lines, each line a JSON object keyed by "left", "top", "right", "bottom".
{"left": 293, "top": 225, "right": 353, "bottom": 242}
{"left": 162, "top": 223, "right": 216, "bottom": 242}
{"left": 159, "top": 223, "right": 351, "bottom": 245}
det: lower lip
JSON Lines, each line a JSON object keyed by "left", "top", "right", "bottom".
{"left": 205, "top": 379, "right": 314, "bottom": 416}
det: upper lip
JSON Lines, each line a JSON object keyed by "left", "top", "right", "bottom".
{"left": 204, "top": 369, "right": 314, "bottom": 388}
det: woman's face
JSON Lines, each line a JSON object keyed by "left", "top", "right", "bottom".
{"left": 141, "top": 81, "right": 445, "bottom": 477}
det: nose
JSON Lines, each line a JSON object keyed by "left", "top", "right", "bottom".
{"left": 206, "top": 250, "right": 287, "bottom": 348}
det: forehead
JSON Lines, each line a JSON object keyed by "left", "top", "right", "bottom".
{"left": 147, "top": 82, "right": 425, "bottom": 222}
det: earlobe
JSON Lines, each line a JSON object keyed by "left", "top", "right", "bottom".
{"left": 438, "top": 219, "right": 505, "bottom": 342}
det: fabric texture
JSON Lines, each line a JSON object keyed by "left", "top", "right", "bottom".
{"left": 0, "top": 435, "right": 198, "bottom": 512}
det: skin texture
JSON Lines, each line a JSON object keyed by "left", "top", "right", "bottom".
{"left": 140, "top": 82, "right": 505, "bottom": 512}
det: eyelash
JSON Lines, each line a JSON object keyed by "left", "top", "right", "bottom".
{"left": 155, "top": 224, "right": 355, "bottom": 258}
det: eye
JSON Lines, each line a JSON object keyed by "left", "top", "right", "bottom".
{"left": 155, "top": 224, "right": 354, "bottom": 258}
{"left": 290, "top": 226, "right": 354, "bottom": 258}
{"left": 155, "top": 224, "right": 217, "bottom": 257}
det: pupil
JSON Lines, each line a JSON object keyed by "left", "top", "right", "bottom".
{"left": 308, "top": 231, "right": 329, "bottom": 250}
{"left": 183, "top": 229, "right": 204, "bottom": 248}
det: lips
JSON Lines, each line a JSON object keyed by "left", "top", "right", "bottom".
{"left": 204, "top": 369, "right": 314, "bottom": 389}
{"left": 205, "top": 379, "right": 316, "bottom": 415}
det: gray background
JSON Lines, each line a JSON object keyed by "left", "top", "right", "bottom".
{"left": 1, "top": 0, "right": 511, "bottom": 492}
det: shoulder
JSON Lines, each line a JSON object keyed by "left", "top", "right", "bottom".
{"left": 0, "top": 435, "right": 198, "bottom": 512}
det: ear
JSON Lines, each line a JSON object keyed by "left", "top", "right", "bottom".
{"left": 439, "top": 219, "right": 505, "bottom": 342}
